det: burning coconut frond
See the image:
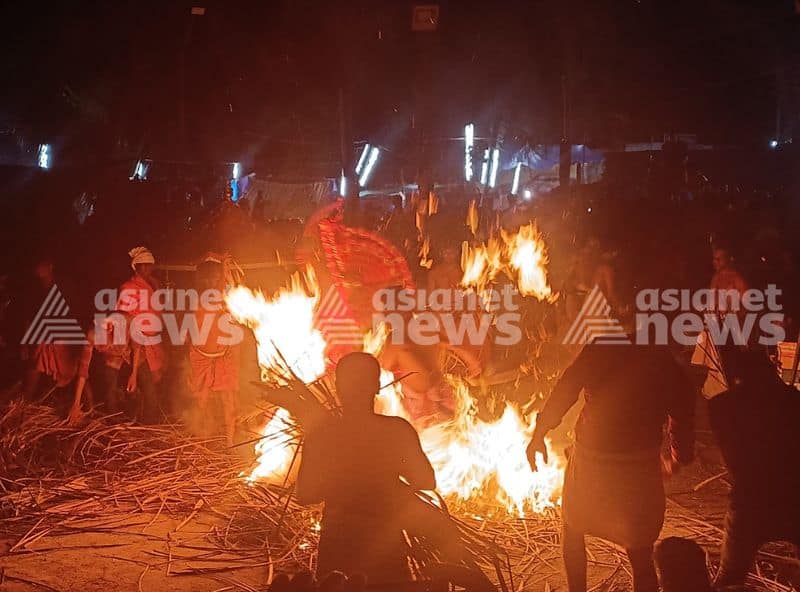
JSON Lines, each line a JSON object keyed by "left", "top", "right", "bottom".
{"left": 466, "top": 199, "right": 479, "bottom": 236}
{"left": 460, "top": 222, "right": 556, "bottom": 303}
{"left": 226, "top": 266, "right": 331, "bottom": 482}
{"left": 226, "top": 265, "right": 326, "bottom": 385}
{"left": 419, "top": 236, "right": 433, "bottom": 269}
{"left": 228, "top": 272, "right": 563, "bottom": 518}
{"left": 419, "top": 377, "right": 563, "bottom": 517}
{"left": 225, "top": 284, "right": 511, "bottom": 584}
{"left": 503, "top": 223, "right": 554, "bottom": 302}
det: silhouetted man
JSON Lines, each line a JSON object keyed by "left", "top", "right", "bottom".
{"left": 527, "top": 341, "right": 695, "bottom": 592}
{"left": 296, "top": 352, "right": 436, "bottom": 584}
{"left": 699, "top": 347, "right": 800, "bottom": 588}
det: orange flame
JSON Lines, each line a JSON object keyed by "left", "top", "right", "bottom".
{"left": 245, "top": 407, "right": 295, "bottom": 484}
{"left": 460, "top": 239, "right": 503, "bottom": 293}
{"left": 419, "top": 378, "right": 562, "bottom": 515}
{"left": 504, "top": 223, "right": 554, "bottom": 302}
{"left": 460, "top": 222, "right": 554, "bottom": 303}
{"left": 466, "top": 200, "right": 479, "bottom": 236}
{"left": 226, "top": 266, "right": 326, "bottom": 384}
{"left": 427, "top": 191, "right": 439, "bottom": 216}
{"left": 419, "top": 236, "right": 433, "bottom": 269}
{"left": 226, "top": 265, "right": 563, "bottom": 514}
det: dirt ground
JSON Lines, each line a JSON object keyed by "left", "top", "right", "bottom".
{"left": 1, "top": 453, "right": 797, "bottom": 591}
{"left": 0, "top": 510, "right": 277, "bottom": 591}
{"left": 1, "top": 402, "right": 797, "bottom": 591}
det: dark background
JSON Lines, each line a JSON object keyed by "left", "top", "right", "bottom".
{"left": 2, "top": 0, "right": 800, "bottom": 177}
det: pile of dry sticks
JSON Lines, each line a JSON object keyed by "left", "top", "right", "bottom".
{"left": 0, "top": 393, "right": 796, "bottom": 591}
{"left": 0, "top": 399, "right": 319, "bottom": 576}
{"left": 0, "top": 397, "right": 508, "bottom": 589}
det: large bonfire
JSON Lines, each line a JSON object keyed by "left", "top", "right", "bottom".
{"left": 225, "top": 222, "right": 564, "bottom": 517}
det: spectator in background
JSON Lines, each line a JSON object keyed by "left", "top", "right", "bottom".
{"left": 186, "top": 253, "right": 242, "bottom": 445}
{"left": 710, "top": 245, "right": 747, "bottom": 294}
{"left": 22, "top": 257, "right": 83, "bottom": 401}
{"left": 117, "top": 247, "right": 167, "bottom": 423}
{"left": 654, "top": 537, "right": 712, "bottom": 592}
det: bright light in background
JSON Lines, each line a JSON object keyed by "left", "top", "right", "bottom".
{"left": 355, "top": 144, "right": 371, "bottom": 175}
{"left": 37, "top": 144, "right": 51, "bottom": 169}
{"left": 358, "top": 146, "right": 380, "bottom": 187}
{"left": 232, "top": 162, "right": 242, "bottom": 180}
{"left": 523, "top": 189, "right": 532, "bottom": 200}
{"left": 339, "top": 172, "right": 347, "bottom": 197}
{"left": 130, "top": 160, "right": 149, "bottom": 180}
{"left": 769, "top": 139, "right": 779, "bottom": 149}
{"left": 480, "top": 149, "right": 490, "bottom": 185}
{"left": 511, "top": 162, "right": 522, "bottom": 195}
{"left": 464, "top": 123, "right": 474, "bottom": 181}
{"left": 488, "top": 148, "right": 500, "bottom": 188}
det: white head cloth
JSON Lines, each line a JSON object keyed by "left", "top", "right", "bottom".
{"left": 128, "top": 246, "right": 155, "bottom": 270}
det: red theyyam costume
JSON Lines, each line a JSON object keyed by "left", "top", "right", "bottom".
{"left": 299, "top": 202, "right": 413, "bottom": 363}
{"left": 300, "top": 204, "right": 453, "bottom": 420}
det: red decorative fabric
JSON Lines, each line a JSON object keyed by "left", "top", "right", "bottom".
{"left": 317, "top": 219, "right": 414, "bottom": 315}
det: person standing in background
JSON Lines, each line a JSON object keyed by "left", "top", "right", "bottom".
{"left": 117, "top": 247, "right": 167, "bottom": 423}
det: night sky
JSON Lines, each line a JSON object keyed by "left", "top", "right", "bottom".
{"left": 0, "top": 0, "right": 797, "bottom": 174}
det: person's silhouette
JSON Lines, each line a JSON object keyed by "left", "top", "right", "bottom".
{"left": 296, "top": 352, "right": 436, "bottom": 585}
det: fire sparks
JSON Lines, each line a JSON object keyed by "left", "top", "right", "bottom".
{"left": 466, "top": 200, "right": 479, "bottom": 236}
{"left": 427, "top": 191, "right": 439, "bottom": 215}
